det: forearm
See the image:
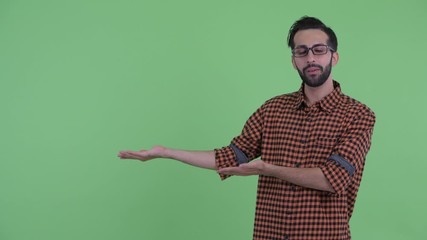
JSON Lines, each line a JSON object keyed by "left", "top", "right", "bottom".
{"left": 163, "top": 148, "right": 217, "bottom": 170}
{"left": 263, "top": 163, "right": 334, "bottom": 192}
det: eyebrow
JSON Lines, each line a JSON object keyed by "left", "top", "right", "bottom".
{"left": 295, "top": 43, "right": 328, "bottom": 48}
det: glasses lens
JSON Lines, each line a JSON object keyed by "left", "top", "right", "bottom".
{"left": 293, "top": 47, "right": 308, "bottom": 57}
{"left": 312, "top": 45, "right": 328, "bottom": 55}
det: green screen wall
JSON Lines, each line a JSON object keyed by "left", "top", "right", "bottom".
{"left": 1, "top": 0, "right": 426, "bottom": 239}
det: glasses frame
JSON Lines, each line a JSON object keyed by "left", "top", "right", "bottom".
{"left": 292, "top": 44, "right": 335, "bottom": 58}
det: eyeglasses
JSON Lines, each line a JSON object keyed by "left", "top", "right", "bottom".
{"left": 292, "top": 44, "right": 335, "bottom": 57}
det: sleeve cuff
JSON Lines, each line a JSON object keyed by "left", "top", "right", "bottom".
{"left": 328, "top": 154, "right": 355, "bottom": 176}
{"left": 229, "top": 144, "right": 249, "bottom": 165}
{"left": 214, "top": 146, "right": 239, "bottom": 180}
{"left": 320, "top": 155, "right": 354, "bottom": 195}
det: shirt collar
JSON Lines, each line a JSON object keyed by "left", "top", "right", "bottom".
{"left": 293, "top": 80, "right": 343, "bottom": 113}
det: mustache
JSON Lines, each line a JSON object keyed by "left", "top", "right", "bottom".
{"left": 303, "top": 64, "right": 323, "bottom": 72}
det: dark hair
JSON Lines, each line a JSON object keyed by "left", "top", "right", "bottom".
{"left": 287, "top": 16, "right": 338, "bottom": 51}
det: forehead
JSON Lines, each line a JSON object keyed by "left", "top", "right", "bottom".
{"left": 293, "top": 29, "right": 329, "bottom": 47}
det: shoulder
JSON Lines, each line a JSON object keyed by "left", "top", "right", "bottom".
{"left": 261, "top": 91, "right": 300, "bottom": 109}
{"left": 339, "top": 94, "right": 376, "bottom": 124}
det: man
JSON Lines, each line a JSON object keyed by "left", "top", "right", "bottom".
{"left": 118, "top": 16, "right": 376, "bottom": 240}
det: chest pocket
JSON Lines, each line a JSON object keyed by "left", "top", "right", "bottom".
{"left": 309, "top": 137, "right": 337, "bottom": 161}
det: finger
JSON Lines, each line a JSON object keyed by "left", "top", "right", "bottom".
{"left": 118, "top": 151, "right": 130, "bottom": 156}
{"left": 119, "top": 151, "right": 142, "bottom": 159}
{"left": 217, "top": 167, "right": 231, "bottom": 173}
{"left": 118, "top": 151, "right": 130, "bottom": 158}
{"left": 220, "top": 169, "right": 245, "bottom": 176}
{"left": 239, "top": 164, "right": 256, "bottom": 171}
{"left": 218, "top": 167, "right": 240, "bottom": 174}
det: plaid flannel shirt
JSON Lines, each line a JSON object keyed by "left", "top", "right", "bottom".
{"left": 215, "top": 81, "right": 375, "bottom": 240}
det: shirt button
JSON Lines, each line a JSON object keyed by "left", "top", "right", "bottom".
{"left": 291, "top": 186, "right": 297, "bottom": 191}
{"left": 284, "top": 235, "right": 289, "bottom": 240}
{"left": 295, "top": 163, "right": 301, "bottom": 168}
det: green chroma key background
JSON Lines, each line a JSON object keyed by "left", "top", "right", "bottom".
{"left": 1, "top": 0, "right": 425, "bottom": 239}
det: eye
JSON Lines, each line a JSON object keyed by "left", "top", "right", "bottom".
{"left": 294, "top": 47, "right": 308, "bottom": 56}
{"left": 312, "top": 46, "right": 327, "bottom": 54}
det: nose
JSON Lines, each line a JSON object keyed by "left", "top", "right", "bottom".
{"left": 306, "top": 51, "right": 316, "bottom": 63}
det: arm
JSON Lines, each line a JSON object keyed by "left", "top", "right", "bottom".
{"left": 319, "top": 111, "right": 375, "bottom": 195}
{"left": 219, "top": 110, "right": 376, "bottom": 193}
{"left": 217, "top": 161, "right": 334, "bottom": 192}
{"left": 265, "top": 164, "right": 334, "bottom": 192}
{"left": 118, "top": 146, "right": 217, "bottom": 170}
{"left": 215, "top": 105, "right": 265, "bottom": 180}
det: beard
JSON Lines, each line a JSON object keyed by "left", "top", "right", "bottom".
{"left": 297, "top": 58, "right": 332, "bottom": 88}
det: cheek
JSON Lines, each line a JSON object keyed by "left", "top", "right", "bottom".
{"left": 293, "top": 59, "right": 305, "bottom": 71}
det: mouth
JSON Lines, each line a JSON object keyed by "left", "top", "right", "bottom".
{"left": 305, "top": 67, "right": 321, "bottom": 74}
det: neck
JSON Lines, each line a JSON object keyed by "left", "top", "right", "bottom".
{"left": 304, "top": 77, "right": 334, "bottom": 106}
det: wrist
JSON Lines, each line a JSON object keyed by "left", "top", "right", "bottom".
{"left": 161, "top": 147, "right": 174, "bottom": 159}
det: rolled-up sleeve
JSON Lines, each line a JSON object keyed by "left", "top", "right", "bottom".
{"left": 320, "top": 110, "right": 376, "bottom": 195}
{"left": 214, "top": 105, "right": 264, "bottom": 180}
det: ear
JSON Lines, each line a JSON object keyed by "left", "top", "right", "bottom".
{"left": 331, "top": 51, "right": 339, "bottom": 67}
{"left": 291, "top": 56, "right": 297, "bottom": 70}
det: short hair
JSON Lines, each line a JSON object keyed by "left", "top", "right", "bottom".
{"left": 287, "top": 16, "right": 338, "bottom": 51}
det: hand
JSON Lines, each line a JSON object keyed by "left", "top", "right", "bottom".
{"left": 118, "top": 145, "right": 166, "bottom": 161}
{"left": 217, "top": 160, "right": 266, "bottom": 176}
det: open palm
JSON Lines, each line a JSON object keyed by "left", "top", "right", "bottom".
{"left": 118, "top": 146, "right": 166, "bottom": 161}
